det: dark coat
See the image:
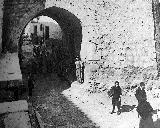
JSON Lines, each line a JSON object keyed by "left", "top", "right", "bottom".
{"left": 136, "top": 100, "right": 153, "bottom": 120}
{"left": 111, "top": 86, "right": 122, "bottom": 99}
{"left": 111, "top": 86, "right": 122, "bottom": 105}
{"left": 135, "top": 87, "right": 147, "bottom": 102}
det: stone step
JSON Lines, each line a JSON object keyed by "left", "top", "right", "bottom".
{"left": 4, "top": 112, "right": 31, "bottom": 128}
{"left": 0, "top": 100, "right": 28, "bottom": 114}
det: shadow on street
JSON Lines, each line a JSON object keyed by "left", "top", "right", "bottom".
{"left": 121, "top": 105, "right": 136, "bottom": 113}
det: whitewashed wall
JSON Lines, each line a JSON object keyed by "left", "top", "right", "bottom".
{"left": 45, "top": 0, "right": 156, "bottom": 86}
{"left": 25, "top": 21, "right": 62, "bottom": 40}
{"left": 45, "top": 0, "right": 156, "bottom": 68}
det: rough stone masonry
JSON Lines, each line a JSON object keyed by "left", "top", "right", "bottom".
{"left": 0, "top": 0, "right": 160, "bottom": 87}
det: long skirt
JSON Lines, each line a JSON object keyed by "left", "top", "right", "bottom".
{"left": 112, "top": 98, "right": 121, "bottom": 106}
{"left": 139, "top": 114, "right": 155, "bottom": 128}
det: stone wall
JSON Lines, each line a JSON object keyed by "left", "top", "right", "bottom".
{"left": 153, "top": 0, "right": 160, "bottom": 76}
{"left": 1, "top": 0, "right": 159, "bottom": 87}
{"left": 2, "top": 0, "right": 45, "bottom": 53}
{"left": 46, "top": 0, "right": 156, "bottom": 68}
{"left": 45, "top": 0, "right": 157, "bottom": 86}
{"left": 0, "top": 0, "right": 44, "bottom": 82}
{"left": 0, "top": 0, "right": 23, "bottom": 82}
{"left": 0, "top": 0, "right": 4, "bottom": 52}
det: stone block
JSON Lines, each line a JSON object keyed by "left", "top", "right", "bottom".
{"left": 4, "top": 112, "right": 31, "bottom": 128}
{"left": 0, "top": 100, "right": 28, "bottom": 114}
{"left": 0, "top": 53, "right": 22, "bottom": 81}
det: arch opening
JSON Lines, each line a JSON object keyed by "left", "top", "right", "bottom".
{"left": 18, "top": 6, "right": 82, "bottom": 83}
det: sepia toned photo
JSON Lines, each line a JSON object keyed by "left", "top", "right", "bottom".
{"left": 0, "top": 0, "right": 160, "bottom": 128}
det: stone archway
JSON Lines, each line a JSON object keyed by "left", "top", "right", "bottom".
{"left": 18, "top": 6, "right": 82, "bottom": 82}
{"left": 33, "top": 6, "right": 82, "bottom": 60}
{"left": 1, "top": 0, "right": 157, "bottom": 87}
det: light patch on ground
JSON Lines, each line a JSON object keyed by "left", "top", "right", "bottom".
{"left": 62, "top": 82, "right": 160, "bottom": 128}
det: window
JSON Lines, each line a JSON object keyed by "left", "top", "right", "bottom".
{"left": 34, "top": 25, "right": 37, "bottom": 35}
{"left": 45, "top": 26, "right": 49, "bottom": 39}
{"left": 40, "top": 24, "right": 43, "bottom": 31}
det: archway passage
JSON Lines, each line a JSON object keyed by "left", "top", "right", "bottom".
{"left": 19, "top": 6, "right": 82, "bottom": 83}
{"left": 37, "top": 7, "right": 82, "bottom": 58}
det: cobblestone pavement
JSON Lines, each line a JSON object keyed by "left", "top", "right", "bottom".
{"left": 28, "top": 73, "right": 99, "bottom": 128}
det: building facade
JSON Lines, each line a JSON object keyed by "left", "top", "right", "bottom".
{"left": 25, "top": 17, "right": 62, "bottom": 40}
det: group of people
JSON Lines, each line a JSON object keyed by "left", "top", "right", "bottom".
{"left": 27, "top": 71, "right": 156, "bottom": 127}
{"left": 109, "top": 81, "right": 156, "bottom": 128}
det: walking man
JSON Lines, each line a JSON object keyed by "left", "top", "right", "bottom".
{"left": 135, "top": 82, "right": 155, "bottom": 128}
{"left": 110, "top": 81, "right": 122, "bottom": 115}
{"left": 135, "top": 82, "right": 147, "bottom": 104}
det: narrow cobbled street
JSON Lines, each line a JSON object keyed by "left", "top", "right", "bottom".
{"left": 25, "top": 73, "right": 98, "bottom": 128}
{"left": 19, "top": 72, "right": 160, "bottom": 128}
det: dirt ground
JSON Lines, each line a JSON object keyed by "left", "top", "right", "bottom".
{"left": 18, "top": 70, "right": 160, "bottom": 128}
{"left": 62, "top": 82, "right": 160, "bottom": 128}
{"left": 21, "top": 73, "right": 98, "bottom": 128}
